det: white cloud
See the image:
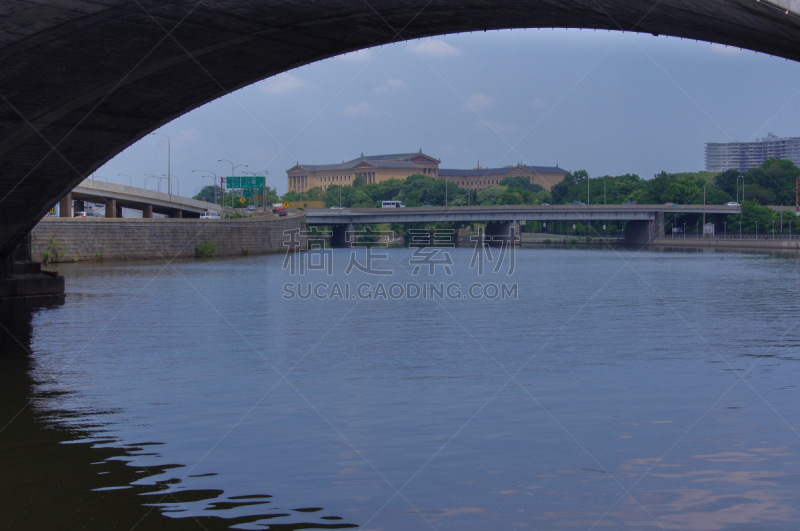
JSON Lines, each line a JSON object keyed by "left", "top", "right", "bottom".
{"left": 532, "top": 97, "right": 548, "bottom": 109}
{"left": 475, "top": 120, "right": 517, "bottom": 133}
{"left": 259, "top": 73, "right": 308, "bottom": 95}
{"left": 376, "top": 78, "right": 407, "bottom": 93}
{"left": 337, "top": 48, "right": 376, "bottom": 62}
{"left": 407, "top": 39, "right": 462, "bottom": 58}
{"left": 710, "top": 43, "right": 743, "bottom": 55}
{"left": 464, "top": 92, "right": 496, "bottom": 111}
{"left": 343, "top": 101, "right": 378, "bottom": 116}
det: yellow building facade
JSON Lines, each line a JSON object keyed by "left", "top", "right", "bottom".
{"left": 286, "top": 152, "right": 567, "bottom": 192}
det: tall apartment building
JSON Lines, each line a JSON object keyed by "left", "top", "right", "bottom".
{"left": 705, "top": 133, "right": 800, "bottom": 172}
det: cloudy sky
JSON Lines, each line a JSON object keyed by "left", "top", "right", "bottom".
{"left": 96, "top": 28, "right": 800, "bottom": 197}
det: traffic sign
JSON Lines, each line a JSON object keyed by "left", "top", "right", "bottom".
{"left": 226, "top": 176, "right": 264, "bottom": 189}
{"left": 243, "top": 189, "right": 254, "bottom": 198}
{"left": 283, "top": 202, "right": 289, "bottom": 208}
{"left": 239, "top": 196, "right": 246, "bottom": 204}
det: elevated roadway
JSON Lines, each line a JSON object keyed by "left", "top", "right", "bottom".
{"left": 2, "top": 0, "right": 800, "bottom": 257}
{"left": 305, "top": 204, "right": 743, "bottom": 226}
{"left": 68, "top": 179, "right": 228, "bottom": 218}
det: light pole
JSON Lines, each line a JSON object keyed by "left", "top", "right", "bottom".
{"left": 119, "top": 173, "right": 132, "bottom": 187}
{"left": 444, "top": 176, "right": 450, "bottom": 206}
{"left": 145, "top": 173, "right": 162, "bottom": 191}
{"left": 604, "top": 176, "right": 606, "bottom": 205}
{"left": 724, "top": 221, "right": 727, "bottom": 238}
{"left": 192, "top": 170, "right": 218, "bottom": 205}
{"left": 144, "top": 174, "right": 156, "bottom": 190}
{"left": 755, "top": 220, "right": 758, "bottom": 237}
{"left": 737, "top": 175, "right": 745, "bottom": 204}
{"left": 150, "top": 132, "right": 171, "bottom": 199}
{"left": 683, "top": 222, "right": 686, "bottom": 239}
{"left": 219, "top": 159, "right": 248, "bottom": 209}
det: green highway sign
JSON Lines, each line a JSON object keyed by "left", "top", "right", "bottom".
{"left": 225, "top": 176, "right": 264, "bottom": 189}
{"left": 243, "top": 189, "right": 254, "bottom": 198}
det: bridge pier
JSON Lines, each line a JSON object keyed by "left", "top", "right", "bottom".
{"left": 59, "top": 193, "right": 71, "bottom": 217}
{"left": 483, "top": 222, "right": 521, "bottom": 246}
{"left": 171, "top": 210, "right": 182, "bottom": 219}
{"left": 0, "top": 236, "right": 64, "bottom": 299}
{"left": 331, "top": 224, "right": 356, "bottom": 248}
{"left": 143, "top": 205, "right": 153, "bottom": 218}
{"left": 105, "top": 199, "right": 116, "bottom": 218}
{"left": 624, "top": 212, "right": 664, "bottom": 245}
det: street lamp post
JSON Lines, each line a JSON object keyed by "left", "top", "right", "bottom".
{"left": 737, "top": 175, "right": 745, "bottom": 204}
{"left": 755, "top": 220, "right": 758, "bottom": 237}
{"left": 192, "top": 170, "right": 218, "bottom": 205}
{"left": 119, "top": 174, "right": 132, "bottom": 187}
{"left": 150, "top": 132, "right": 171, "bottom": 199}
{"left": 218, "top": 159, "right": 248, "bottom": 209}
{"left": 683, "top": 222, "right": 686, "bottom": 239}
{"left": 724, "top": 221, "right": 727, "bottom": 238}
{"left": 144, "top": 174, "right": 156, "bottom": 190}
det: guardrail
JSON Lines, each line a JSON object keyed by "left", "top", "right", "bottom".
{"left": 661, "top": 234, "right": 800, "bottom": 240}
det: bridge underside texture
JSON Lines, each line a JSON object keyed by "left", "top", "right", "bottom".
{"left": 1, "top": 0, "right": 799, "bottom": 257}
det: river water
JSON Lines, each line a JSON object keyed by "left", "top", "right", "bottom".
{"left": 3, "top": 245, "right": 800, "bottom": 530}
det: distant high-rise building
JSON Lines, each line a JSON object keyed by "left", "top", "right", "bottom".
{"left": 705, "top": 133, "right": 800, "bottom": 172}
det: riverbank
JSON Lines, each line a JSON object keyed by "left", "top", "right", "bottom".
{"left": 652, "top": 236, "right": 800, "bottom": 251}
{"left": 31, "top": 212, "right": 305, "bottom": 263}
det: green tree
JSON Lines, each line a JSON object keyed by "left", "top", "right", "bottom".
{"left": 192, "top": 185, "right": 221, "bottom": 204}
{"left": 353, "top": 174, "right": 366, "bottom": 188}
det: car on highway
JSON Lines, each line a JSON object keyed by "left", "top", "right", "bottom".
{"left": 568, "top": 201, "right": 585, "bottom": 205}
{"left": 279, "top": 209, "right": 288, "bottom": 216}
{"left": 724, "top": 202, "right": 740, "bottom": 206}
{"left": 624, "top": 201, "right": 637, "bottom": 205}
{"left": 73, "top": 211, "right": 101, "bottom": 218}
{"left": 200, "top": 211, "right": 220, "bottom": 219}
{"left": 664, "top": 202, "right": 677, "bottom": 207}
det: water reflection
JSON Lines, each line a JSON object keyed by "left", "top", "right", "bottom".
{"left": 0, "top": 298, "right": 356, "bottom": 530}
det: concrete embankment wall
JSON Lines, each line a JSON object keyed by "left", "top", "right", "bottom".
{"left": 652, "top": 238, "right": 800, "bottom": 251}
{"left": 31, "top": 214, "right": 304, "bottom": 262}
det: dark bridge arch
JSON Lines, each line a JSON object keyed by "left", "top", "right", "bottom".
{"left": 1, "top": 0, "right": 799, "bottom": 257}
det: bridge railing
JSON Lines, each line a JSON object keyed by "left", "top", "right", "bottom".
{"left": 660, "top": 233, "right": 800, "bottom": 240}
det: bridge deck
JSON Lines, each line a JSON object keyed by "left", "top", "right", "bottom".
{"left": 305, "top": 204, "right": 746, "bottom": 225}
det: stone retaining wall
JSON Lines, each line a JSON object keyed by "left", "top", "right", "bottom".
{"left": 31, "top": 214, "right": 304, "bottom": 262}
{"left": 652, "top": 238, "right": 800, "bottom": 251}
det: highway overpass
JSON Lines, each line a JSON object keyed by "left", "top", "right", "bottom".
{"left": 306, "top": 203, "right": 767, "bottom": 244}
{"left": 2, "top": 0, "right": 800, "bottom": 260}
{"left": 305, "top": 204, "right": 744, "bottom": 226}
{"left": 67, "top": 179, "right": 228, "bottom": 218}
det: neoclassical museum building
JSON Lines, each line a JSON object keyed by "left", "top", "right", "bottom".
{"left": 286, "top": 151, "right": 568, "bottom": 193}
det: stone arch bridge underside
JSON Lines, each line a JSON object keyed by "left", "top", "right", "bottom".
{"left": 1, "top": 0, "right": 800, "bottom": 258}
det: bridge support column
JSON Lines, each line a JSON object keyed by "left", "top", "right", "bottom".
{"left": 171, "top": 210, "right": 182, "bottom": 219}
{"left": 483, "top": 222, "right": 520, "bottom": 246}
{"left": 0, "top": 236, "right": 64, "bottom": 299}
{"left": 105, "top": 198, "right": 116, "bottom": 218}
{"left": 331, "top": 224, "right": 356, "bottom": 248}
{"left": 73, "top": 199, "right": 84, "bottom": 214}
{"left": 143, "top": 205, "right": 153, "bottom": 218}
{"left": 624, "top": 212, "right": 663, "bottom": 245}
{"left": 59, "top": 193, "right": 71, "bottom": 217}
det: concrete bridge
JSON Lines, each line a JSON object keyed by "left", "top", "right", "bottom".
{"left": 66, "top": 179, "right": 227, "bottom": 219}
{"left": 1, "top": 0, "right": 800, "bottom": 261}
{"left": 2, "top": 0, "right": 800, "bottom": 295}
{"left": 306, "top": 204, "right": 745, "bottom": 244}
